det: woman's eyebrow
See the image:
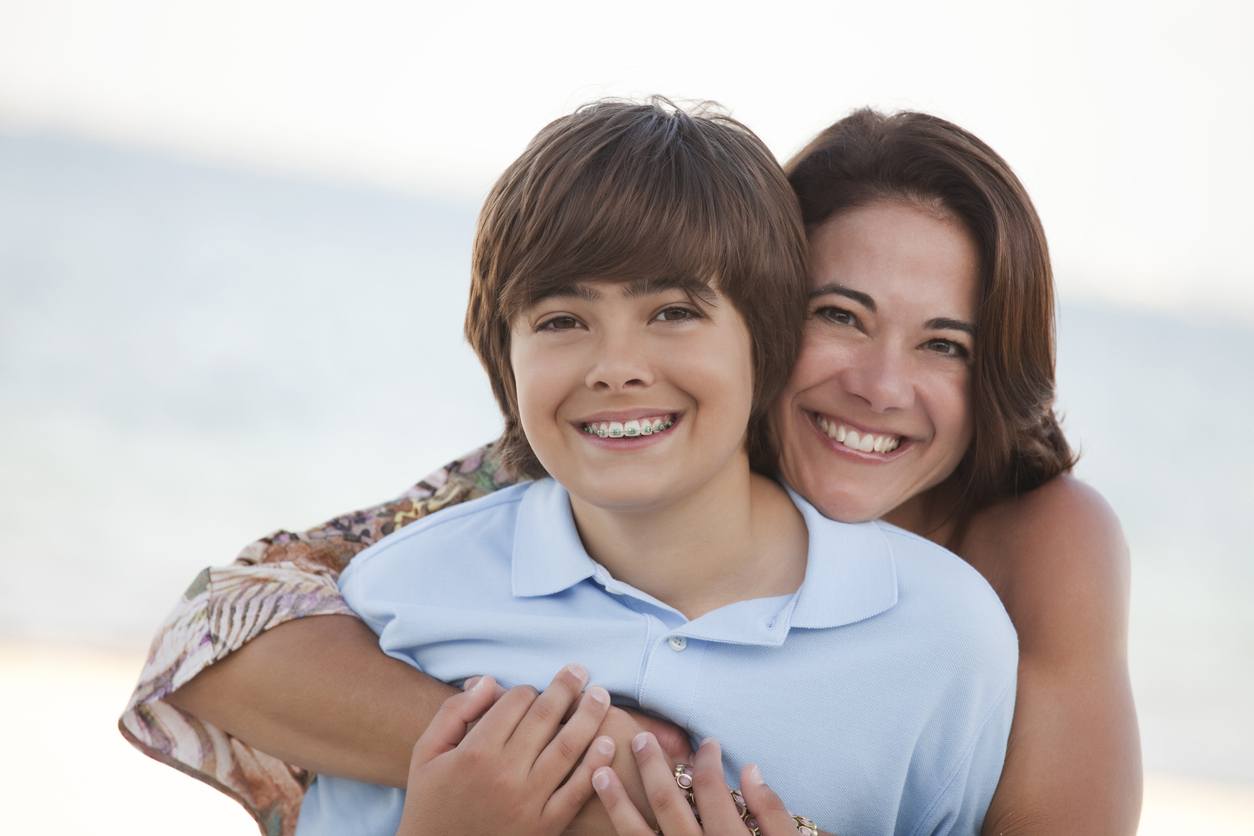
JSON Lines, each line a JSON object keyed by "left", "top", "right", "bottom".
{"left": 810, "top": 282, "right": 875, "bottom": 310}
{"left": 926, "top": 317, "right": 976, "bottom": 335}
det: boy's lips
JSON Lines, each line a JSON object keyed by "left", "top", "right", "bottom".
{"left": 574, "top": 408, "right": 682, "bottom": 423}
{"left": 573, "top": 411, "right": 682, "bottom": 443}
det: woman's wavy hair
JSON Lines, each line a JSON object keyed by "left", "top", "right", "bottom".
{"left": 785, "top": 109, "right": 1077, "bottom": 518}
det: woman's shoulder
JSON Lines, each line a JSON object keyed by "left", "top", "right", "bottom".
{"left": 961, "top": 474, "right": 1131, "bottom": 659}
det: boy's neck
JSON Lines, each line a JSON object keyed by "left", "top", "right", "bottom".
{"left": 566, "top": 458, "right": 809, "bottom": 621}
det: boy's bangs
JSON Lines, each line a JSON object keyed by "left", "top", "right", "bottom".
{"left": 501, "top": 146, "right": 743, "bottom": 317}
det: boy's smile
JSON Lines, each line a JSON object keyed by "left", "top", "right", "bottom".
{"left": 577, "top": 409, "right": 679, "bottom": 446}
{"left": 509, "top": 278, "right": 754, "bottom": 514}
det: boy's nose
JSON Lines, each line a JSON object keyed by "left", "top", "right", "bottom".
{"left": 585, "top": 335, "right": 655, "bottom": 392}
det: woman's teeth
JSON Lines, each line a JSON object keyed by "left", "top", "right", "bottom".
{"left": 582, "top": 415, "right": 674, "bottom": 438}
{"left": 814, "top": 414, "right": 901, "bottom": 454}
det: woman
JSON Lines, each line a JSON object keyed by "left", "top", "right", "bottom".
{"left": 119, "top": 107, "right": 1140, "bottom": 835}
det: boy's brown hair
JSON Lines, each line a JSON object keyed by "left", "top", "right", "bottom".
{"left": 465, "top": 97, "right": 808, "bottom": 477}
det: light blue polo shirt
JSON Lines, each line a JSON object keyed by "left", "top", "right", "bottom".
{"left": 297, "top": 478, "right": 1017, "bottom": 836}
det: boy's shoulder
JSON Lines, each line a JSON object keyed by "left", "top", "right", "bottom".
{"left": 869, "top": 519, "right": 999, "bottom": 596}
{"left": 867, "top": 518, "right": 1018, "bottom": 670}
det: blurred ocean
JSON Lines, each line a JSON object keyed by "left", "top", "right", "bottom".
{"left": 1, "top": 129, "right": 1251, "bottom": 789}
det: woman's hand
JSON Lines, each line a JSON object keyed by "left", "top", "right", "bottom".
{"left": 591, "top": 732, "right": 811, "bottom": 836}
{"left": 396, "top": 665, "right": 617, "bottom": 836}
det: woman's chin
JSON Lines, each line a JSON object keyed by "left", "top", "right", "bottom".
{"left": 805, "top": 487, "right": 890, "bottom": 524}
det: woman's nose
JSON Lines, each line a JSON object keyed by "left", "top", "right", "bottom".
{"left": 842, "top": 343, "right": 914, "bottom": 413}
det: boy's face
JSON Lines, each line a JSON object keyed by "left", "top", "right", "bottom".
{"left": 509, "top": 278, "right": 754, "bottom": 513}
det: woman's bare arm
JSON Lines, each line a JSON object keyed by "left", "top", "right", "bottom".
{"left": 168, "top": 611, "right": 690, "bottom": 833}
{"left": 167, "top": 614, "right": 449, "bottom": 787}
{"left": 963, "top": 476, "right": 1142, "bottom": 836}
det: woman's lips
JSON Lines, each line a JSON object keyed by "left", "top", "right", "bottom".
{"left": 806, "top": 410, "right": 913, "bottom": 460}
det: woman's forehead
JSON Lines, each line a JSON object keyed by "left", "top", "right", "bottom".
{"left": 809, "top": 202, "right": 980, "bottom": 319}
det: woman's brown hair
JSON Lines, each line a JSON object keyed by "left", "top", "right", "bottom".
{"left": 466, "top": 97, "right": 808, "bottom": 478}
{"left": 785, "top": 108, "right": 1076, "bottom": 518}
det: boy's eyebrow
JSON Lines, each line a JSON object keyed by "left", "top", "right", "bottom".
{"left": 810, "top": 282, "right": 875, "bottom": 311}
{"left": 621, "top": 276, "right": 710, "bottom": 298}
{"left": 536, "top": 277, "right": 715, "bottom": 304}
{"left": 537, "top": 285, "right": 602, "bottom": 302}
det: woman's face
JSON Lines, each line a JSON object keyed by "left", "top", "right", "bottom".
{"left": 771, "top": 199, "right": 981, "bottom": 523}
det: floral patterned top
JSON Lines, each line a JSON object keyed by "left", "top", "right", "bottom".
{"left": 117, "top": 443, "right": 517, "bottom": 836}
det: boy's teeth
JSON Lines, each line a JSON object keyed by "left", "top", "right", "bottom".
{"left": 583, "top": 415, "right": 674, "bottom": 438}
{"left": 814, "top": 414, "right": 901, "bottom": 454}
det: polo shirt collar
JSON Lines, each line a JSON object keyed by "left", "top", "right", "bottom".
{"left": 784, "top": 485, "right": 899, "bottom": 630}
{"left": 510, "top": 478, "right": 901, "bottom": 633}
{"left": 511, "top": 479, "right": 598, "bottom": 597}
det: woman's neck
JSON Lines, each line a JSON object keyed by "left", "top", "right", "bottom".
{"left": 567, "top": 461, "right": 808, "bottom": 620}
{"left": 883, "top": 475, "right": 967, "bottom": 551}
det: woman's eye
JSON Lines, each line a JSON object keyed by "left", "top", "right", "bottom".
{"left": 924, "top": 338, "right": 970, "bottom": 359}
{"left": 537, "top": 315, "right": 582, "bottom": 332}
{"left": 814, "top": 306, "right": 859, "bottom": 327}
{"left": 653, "top": 306, "right": 700, "bottom": 323}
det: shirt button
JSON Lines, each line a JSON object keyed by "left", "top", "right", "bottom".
{"left": 668, "top": 636, "right": 688, "bottom": 652}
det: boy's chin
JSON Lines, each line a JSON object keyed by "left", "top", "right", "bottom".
{"left": 560, "top": 472, "right": 689, "bottom": 515}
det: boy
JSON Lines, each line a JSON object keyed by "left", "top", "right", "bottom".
{"left": 296, "top": 98, "right": 1016, "bottom": 836}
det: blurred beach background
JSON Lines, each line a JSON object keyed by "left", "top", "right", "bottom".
{"left": 1, "top": 1, "right": 1251, "bottom": 832}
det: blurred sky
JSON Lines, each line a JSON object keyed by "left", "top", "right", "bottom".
{"left": 2, "top": 0, "right": 1252, "bottom": 320}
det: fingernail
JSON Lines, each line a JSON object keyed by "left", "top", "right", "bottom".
{"left": 564, "top": 663, "right": 589, "bottom": 684}
{"left": 463, "top": 676, "right": 482, "bottom": 691}
{"left": 592, "top": 767, "right": 612, "bottom": 791}
{"left": 746, "top": 764, "right": 764, "bottom": 786}
{"left": 470, "top": 676, "right": 490, "bottom": 693}
{"left": 595, "top": 736, "right": 615, "bottom": 756}
{"left": 587, "top": 685, "right": 610, "bottom": 704}
{"left": 632, "top": 732, "right": 651, "bottom": 753}
{"left": 698, "top": 737, "right": 716, "bottom": 751}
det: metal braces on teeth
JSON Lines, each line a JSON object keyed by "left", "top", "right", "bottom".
{"left": 583, "top": 419, "right": 674, "bottom": 438}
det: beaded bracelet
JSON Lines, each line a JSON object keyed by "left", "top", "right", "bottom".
{"left": 669, "top": 763, "right": 820, "bottom": 836}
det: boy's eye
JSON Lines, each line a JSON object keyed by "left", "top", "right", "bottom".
{"left": 537, "top": 315, "right": 583, "bottom": 332}
{"left": 813, "top": 305, "right": 859, "bottom": 327}
{"left": 923, "top": 338, "right": 971, "bottom": 359}
{"left": 653, "top": 306, "right": 701, "bottom": 323}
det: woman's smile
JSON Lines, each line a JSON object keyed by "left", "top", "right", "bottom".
{"left": 804, "top": 410, "right": 914, "bottom": 460}
{"left": 772, "top": 199, "right": 979, "bottom": 523}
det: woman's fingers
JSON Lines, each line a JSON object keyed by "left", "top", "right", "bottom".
{"left": 506, "top": 663, "right": 590, "bottom": 763}
{"left": 689, "top": 738, "right": 749, "bottom": 832}
{"left": 409, "top": 675, "right": 501, "bottom": 765}
{"left": 739, "top": 763, "right": 805, "bottom": 836}
{"left": 592, "top": 765, "right": 663, "bottom": 836}
{"left": 631, "top": 732, "right": 702, "bottom": 836}
{"left": 531, "top": 684, "right": 613, "bottom": 789}
{"left": 542, "top": 734, "right": 616, "bottom": 827}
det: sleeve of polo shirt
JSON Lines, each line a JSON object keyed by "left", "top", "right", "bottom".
{"left": 116, "top": 443, "right": 512, "bottom": 836}
{"left": 908, "top": 669, "right": 1018, "bottom": 836}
